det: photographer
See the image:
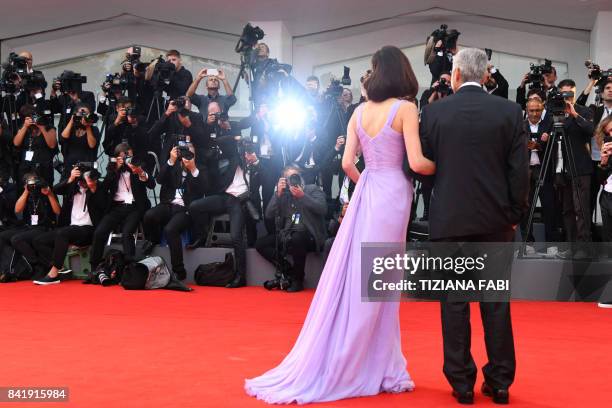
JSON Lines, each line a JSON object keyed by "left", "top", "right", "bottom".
{"left": 516, "top": 63, "right": 557, "bottom": 110}
{"left": 589, "top": 79, "right": 612, "bottom": 222}
{"left": 425, "top": 25, "right": 460, "bottom": 83}
{"left": 149, "top": 96, "right": 208, "bottom": 163}
{"left": 142, "top": 144, "right": 207, "bottom": 280}
{"left": 13, "top": 104, "right": 58, "bottom": 193}
{"left": 186, "top": 68, "right": 237, "bottom": 116}
{"left": 103, "top": 97, "right": 149, "bottom": 158}
{"left": 520, "top": 99, "right": 557, "bottom": 249}
{"left": 419, "top": 72, "right": 453, "bottom": 109}
{"left": 553, "top": 80, "right": 595, "bottom": 259}
{"left": 89, "top": 143, "right": 155, "bottom": 269}
{"left": 145, "top": 49, "right": 192, "bottom": 100}
{"left": 9, "top": 173, "right": 60, "bottom": 279}
{"left": 188, "top": 128, "right": 261, "bottom": 288}
{"left": 60, "top": 102, "right": 100, "bottom": 173}
{"left": 32, "top": 165, "right": 105, "bottom": 285}
{"left": 50, "top": 70, "right": 96, "bottom": 133}
{"left": 484, "top": 63, "right": 509, "bottom": 99}
{"left": 255, "top": 166, "right": 327, "bottom": 292}
{"left": 596, "top": 117, "right": 612, "bottom": 244}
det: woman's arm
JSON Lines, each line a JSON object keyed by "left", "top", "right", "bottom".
{"left": 341, "top": 112, "right": 362, "bottom": 184}
{"left": 401, "top": 103, "right": 436, "bottom": 175}
{"left": 61, "top": 115, "right": 74, "bottom": 139}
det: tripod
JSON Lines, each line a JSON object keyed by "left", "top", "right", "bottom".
{"left": 146, "top": 89, "right": 165, "bottom": 123}
{"left": 520, "top": 114, "right": 588, "bottom": 257}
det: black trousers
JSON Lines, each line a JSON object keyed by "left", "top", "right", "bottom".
{"left": 10, "top": 225, "right": 49, "bottom": 267}
{"left": 255, "top": 230, "right": 316, "bottom": 282}
{"left": 33, "top": 225, "right": 94, "bottom": 269}
{"left": 143, "top": 203, "right": 191, "bottom": 274}
{"left": 90, "top": 203, "right": 144, "bottom": 268}
{"left": 558, "top": 174, "right": 591, "bottom": 243}
{"left": 258, "top": 157, "right": 283, "bottom": 233}
{"left": 434, "top": 229, "right": 516, "bottom": 393}
{"left": 189, "top": 194, "right": 246, "bottom": 274}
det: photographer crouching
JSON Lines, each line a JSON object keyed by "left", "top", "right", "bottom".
{"left": 32, "top": 164, "right": 105, "bottom": 285}
{"left": 256, "top": 166, "right": 327, "bottom": 292}
{"left": 142, "top": 143, "right": 207, "bottom": 281}
{"left": 89, "top": 143, "right": 155, "bottom": 269}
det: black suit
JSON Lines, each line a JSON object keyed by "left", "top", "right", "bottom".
{"left": 421, "top": 85, "right": 529, "bottom": 393}
{"left": 90, "top": 165, "right": 155, "bottom": 267}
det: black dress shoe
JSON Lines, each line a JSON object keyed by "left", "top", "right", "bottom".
{"left": 174, "top": 269, "right": 187, "bottom": 281}
{"left": 285, "top": 280, "right": 304, "bottom": 293}
{"left": 452, "top": 390, "right": 474, "bottom": 405}
{"left": 482, "top": 382, "right": 509, "bottom": 404}
{"left": 226, "top": 273, "right": 246, "bottom": 288}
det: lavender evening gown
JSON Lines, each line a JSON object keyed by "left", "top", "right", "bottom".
{"left": 245, "top": 99, "right": 415, "bottom": 404}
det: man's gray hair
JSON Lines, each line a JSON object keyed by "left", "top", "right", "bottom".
{"left": 453, "top": 48, "right": 488, "bottom": 84}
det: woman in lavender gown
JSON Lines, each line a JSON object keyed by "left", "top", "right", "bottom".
{"left": 245, "top": 45, "right": 436, "bottom": 404}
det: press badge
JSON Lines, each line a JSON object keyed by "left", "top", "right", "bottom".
{"left": 25, "top": 150, "right": 34, "bottom": 161}
{"left": 31, "top": 214, "right": 39, "bottom": 226}
{"left": 66, "top": 108, "right": 71, "bottom": 114}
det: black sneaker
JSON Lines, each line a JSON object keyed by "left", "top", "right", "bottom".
{"left": 598, "top": 302, "right": 612, "bottom": 309}
{"left": 285, "top": 280, "right": 304, "bottom": 293}
{"left": 33, "top": 275, "right": 61, "bottom": 285}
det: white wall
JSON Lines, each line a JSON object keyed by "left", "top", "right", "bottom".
{"left": 293, "top": 20, "right": 591, "bottom": 95}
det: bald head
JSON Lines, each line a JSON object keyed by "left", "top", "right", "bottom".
{"left": 18, "top": 51, "right": 33, "bottom": 69}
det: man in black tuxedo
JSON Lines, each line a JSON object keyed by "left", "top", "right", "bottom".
{"left": 420, "top": 48, "right": 529, "bottom": 405}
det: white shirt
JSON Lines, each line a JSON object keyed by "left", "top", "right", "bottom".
{"left": 225, "top": 166, "right": 249, "bottom": 197}
{"left": 114, "top": 171, "right": 135, "bottom": 203}
{"left": 71, "top": 186, "right": 93, "bottom": 226}
{"left": 528, "top": 120, "right": 542, "bottom": 166}
{"left": 459, "top": 82, "right": 482, "bottom": 90}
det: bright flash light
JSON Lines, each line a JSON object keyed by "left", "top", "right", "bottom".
{"left": 271, "top": 99, "right": 307, "bottom": 132}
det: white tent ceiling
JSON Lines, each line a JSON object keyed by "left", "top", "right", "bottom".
{"left": 1, "top": 0, "right": 610, "bottom": 40}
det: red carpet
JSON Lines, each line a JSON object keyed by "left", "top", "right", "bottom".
{"left": 0, "top": 281, "right": 611, "bottom": 407}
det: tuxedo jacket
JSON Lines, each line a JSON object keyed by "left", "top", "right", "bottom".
{"left": 420, "top": 85, "right": 529, "bottom": 240}
{"left": 157, "top": 161, "right": 208, "bottom": 207}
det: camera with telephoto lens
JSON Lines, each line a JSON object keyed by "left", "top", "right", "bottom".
{"left": 128, "top": 46, "right": 141, "bottom": 63}
{"left": 152, "top": 56, "right": 175, "bottom": 91}
{"left": 282, "top": 173, "right": 303, "bottom": 197}
{"left": 103, "top": 73, "right": 129, "bottom": 94}
{"left": 527, "top": 59, "right": 554, "bottom": 90}
{"left": 22, "top": 71, "right": 47, "bottom": 92}
{"left": 171, "top": 96, "right": 188, "bottom": 111}
{"left": 26, "top": 176, "right": 47, "bottom": 193}
{"left": 58, "top": 70, "right": 87, "bottom": 93}
{"left": 125, "top": 107, "right": 138, "bottom": 117}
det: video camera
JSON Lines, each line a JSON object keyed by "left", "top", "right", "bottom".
{"left": 152, "top": 56, "right": 175, "bottom": 91}
{"left": 585, "top": 60, "right": 612, "bottom": 105}
{"left": 431, "top": 24, "right": 460, "bottom": 52}
{"left": 55, "top": 70, "right": 87, "bottom": 94}
{"left": 324, "top": 66, "right": 351, "bottom": 100}
{"left": 0, "top": 53, "right": 30, "bottom": 93}
{"left": 547, "top": 89, "right": 574, "bottom": 122}
{"left": 527, "top": 59, "right": 554, "bottom": 90}
{"left": 235, "top": 23, "right": 265, "bottom": 54}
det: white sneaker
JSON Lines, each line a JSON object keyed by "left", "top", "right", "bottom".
{"left": 598, "top": 302, "right": 612, "bottom": 308}
{"left": 525, "top": 245, "right": 536, "bottom": 255}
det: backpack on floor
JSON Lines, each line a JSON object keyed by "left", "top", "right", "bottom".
{"left": 194, "top": 252, "right": 235, "bottom": 287}
{"left": 121, "top": 256, "right": 192, "bottom": 292}
{"left": 0, "top": 248, "right": 34, "bottom": 283}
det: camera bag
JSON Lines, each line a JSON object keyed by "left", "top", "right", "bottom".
{"left": 194, "top": 252, "right": 235, "bottom": 286}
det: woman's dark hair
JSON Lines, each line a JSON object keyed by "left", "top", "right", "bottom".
{"left": 19, "top": 104, "right": 35, "bottom": 118}
{"left": 364, "top": 46, "right": 418, "bottom": 102}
